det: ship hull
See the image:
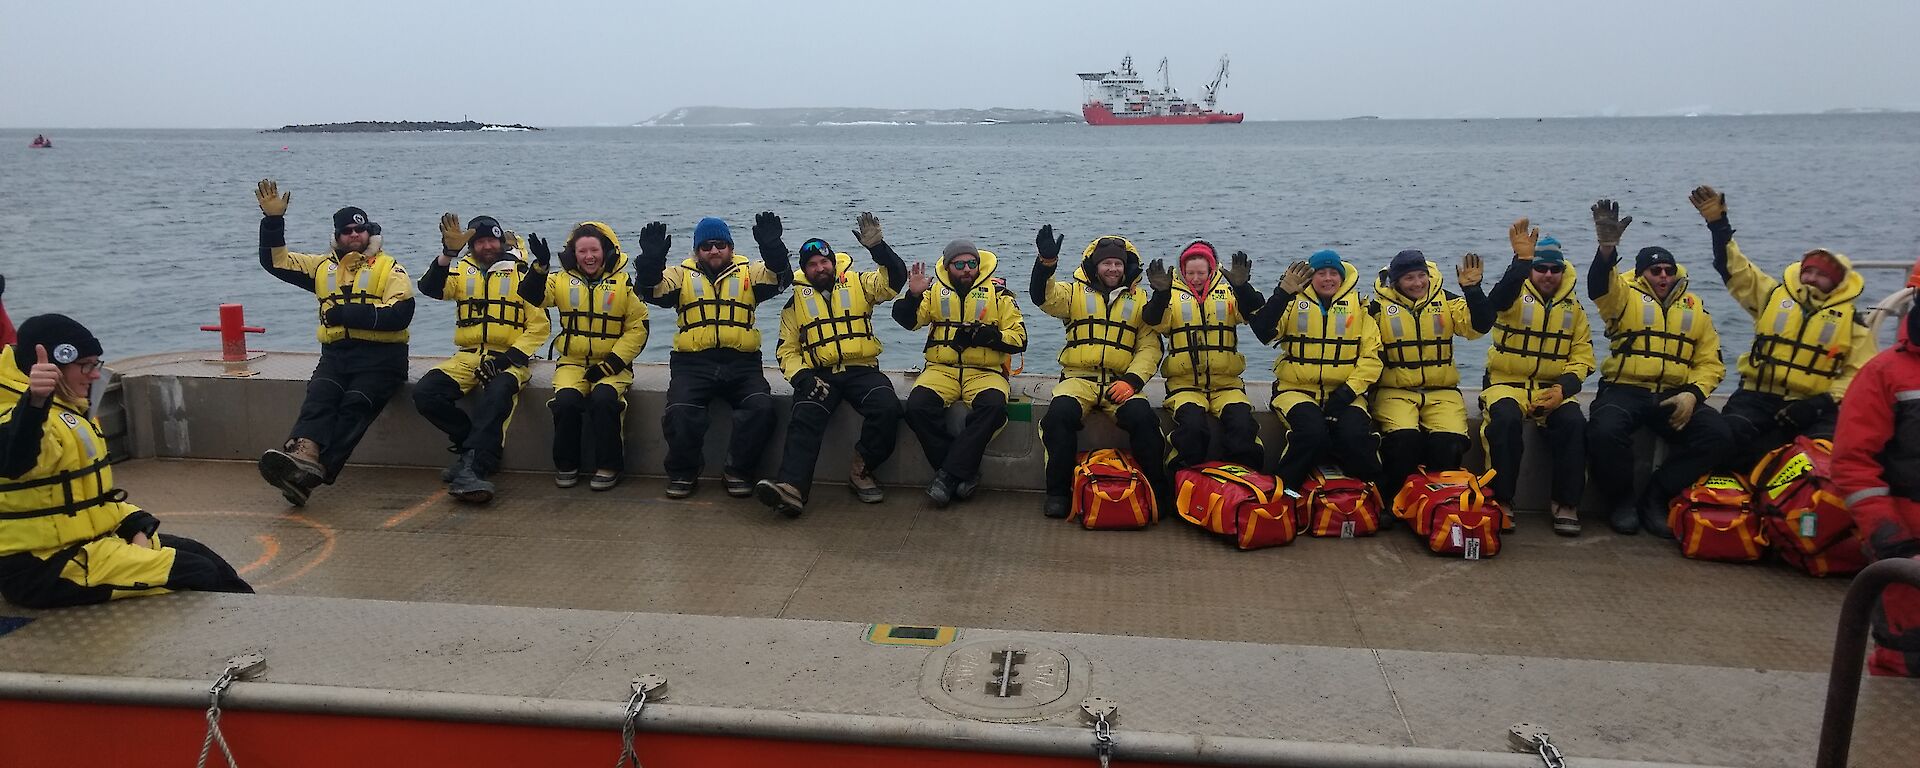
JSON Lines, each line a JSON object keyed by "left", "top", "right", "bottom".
{"left": 1082, "top": 103, "right": 1243, "bottom": 126}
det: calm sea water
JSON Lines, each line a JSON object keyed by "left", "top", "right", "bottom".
{"left": 3, "top": 116, "right": 1916, "bottom": 390}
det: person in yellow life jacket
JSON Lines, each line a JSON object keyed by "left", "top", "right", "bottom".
{"left": 1480, "top": 219, "right": 1595, "bottom": 536}
{"left": 1250, "top": 249, "right": 1383, "bottom": 490}
{"left": 1031, "top": 228, "right": 1167, "bottom": 519}
{"left": 758, "top": 213, "right": 907, "bottom": 518}
{"left": 250, "top": 180, "right": 414, "bottom": 508}
{"left": 414, "top": 214, "right": 552, "bottom": 504}
{"left": 892, "top": 239, "right": 1027, "bottom": 508}
{"left": 518, "top": 222, "right": 649, "bottom": 492}
{"left": 0, "top": 316, "right": 251, "bottom": 608}
{"left": 1689, "top": 185, "right": 1876, "bottom": 469}
{"left": 1141, "top": 241, "right": 1265, "bottom": 473}
{"left": 1586, "top": 202, "right": 1731, "bottom": 538}
{"left": 635, "top": 214, "right": 793, "bottom": 499}
{"left": 1367, "top": 249, "right": 1494, "bottom": 501}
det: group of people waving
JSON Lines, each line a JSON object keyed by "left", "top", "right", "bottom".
{"left": 245, "top": 181, "right": 1874, "bottom": 543}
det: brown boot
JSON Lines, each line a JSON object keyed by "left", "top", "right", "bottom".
{"left": 288, "top": 438, "right": 325, "bottom": 483}
{"left": 849, "top": 456, "right": 884, "bottom": 503}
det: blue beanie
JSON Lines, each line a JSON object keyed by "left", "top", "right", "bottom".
{"left": 1309, "top": 249, "right": 1343, "bottom": 273}
{"left": 1534, "top": 237, "right": 1565, "bottom": 266}
{"left": 692, "top": 217, "right": 733, "bottom": 247}
{"left": 1388, "top": 249, "right": 1427, "bottom": 282}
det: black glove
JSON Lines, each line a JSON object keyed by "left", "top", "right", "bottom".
{"left": 791, "top": 369, "right": 832, "bottom": 402}
{"left": 752, "top": 211, "right": 783, "bottom": 248}
{"left": 638, "top": 221, "right": 671, "bottom": 262}
{"left": 1036, "top": 225, "right": 1064, "bottom": 262}
{"left": 323, "top": 305, "right": 347, "bottom": 326}
{"left": 1776, "top": 394, "right": 1835, "bottom": 430}
{"left": 584, "top": 355, "right": 628, "bottom": 383}
{"left": 959, "top": 324, "right": 1002, "bottom": 348}
{"left": 1325, "top": 384, "right": 1358, "bottom": 414}
{"left": 476, "top": 350, "right": 528, "bottom": 384}
{"left": 527, "top": 233, "right": 552, "bottom": 270}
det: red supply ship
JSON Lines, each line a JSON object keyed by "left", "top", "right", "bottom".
{"left": 1077, "top": 54, "right": 1243, "bottom": 125}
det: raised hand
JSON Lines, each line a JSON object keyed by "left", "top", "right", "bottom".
{"left": 1225, "top": 250, "right": 1253, "bottom": 287}
{"left": 440, "top": 213, "right": 473, "bottom": 255}
{"left": 27, "top": 345, "right": 59, "bottom": 403}
{"left": 254, "top": 179, "right": 290, "bottom": 217}
{"left": 1277, "top": 260, "right": 1312, "bottom": 296}
{"left": 1508, "top": 218, "right": 1539, "bottom": 261}
{"left": 1035, "top": 225, "right": 1064, "bottom": 262}
{"left": 1146, "top": 258, "right": 1172, "bottom": 292}
{"left": 526, "top": 234, "right": 552, "bottom": 270}
{"left": 752, "top": 211, "right": 783, "bottom": 246}
{"left": 1457, "top": 252, "right": 1484, "bottom": 288}
{"left": 638, "top": 221, "right": 670, "bottom": 261}
{"left": 1688, "top": 185, "right": 1727, "bottom": 223}
{"left": 1591, "top": 199, "right": 1633, "bottom": 248}
{"left": 853, "top": 212, "right": 884, "bottom": 248}
{"left": 907, "top": 262, "right": 931, "bottom": 295}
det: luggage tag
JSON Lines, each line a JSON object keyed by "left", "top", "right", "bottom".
{"left": 1800, "top": 513, "right": 1817, "bottom": 539}
{"left": 1340, "top": 521, "right": 1355, "bottom": 539}
{"left": 1450, "top": 524, "right": 1463, "bottom": 547}
{"left": 1463, "top": 537, "right": 1481, "bottom": 561}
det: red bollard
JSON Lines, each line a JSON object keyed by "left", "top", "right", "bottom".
{"left": 199, "top": 304, "right": 266, "bottom": 362}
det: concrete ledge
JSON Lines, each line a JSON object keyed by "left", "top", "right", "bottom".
{"left": 109, "top": 350, "right": 1686, "bottom": 510}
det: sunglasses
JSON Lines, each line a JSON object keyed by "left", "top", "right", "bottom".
{"left": 697, "top": 240, "right": 731, "bottom": 252}
{"left": 1645, "top": 265, "right": 1677, "bottom": 277}
{"left": 1531, "top": 263, "right": 1564, "bottom": 274}
{"left": 799, "top": 239, "right": 832, "bottom": 257}
{"left": 949, "top": 258, "right": 980, "bottom": 270}
{"left": 338, "top": 225, "right": 369, "bottom": 235}
{"left": 1096, "top": 236, "right": 1126, "bottom": 249}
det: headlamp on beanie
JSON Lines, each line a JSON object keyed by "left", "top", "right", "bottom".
{"left": 333, "top": 207, "right": 372, "bottom": 234}
{"left": 12, "top": 314, "right": 103, "bottom": 372}
{"left": 467, "top": 216, "right": 505, "bottom": 243}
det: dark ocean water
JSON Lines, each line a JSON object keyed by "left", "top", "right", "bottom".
{"left": 2, "top": 116, "right": 1916, "bottom": 390}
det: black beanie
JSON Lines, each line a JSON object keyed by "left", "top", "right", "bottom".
{"left": 467, "top": 216, "right": 505, "bottom": 243}
{"left": 13, "top": 314, "right": 102, "bottom": 372}
{"left": 333, "top": 207, "right": 371, "bottom": 233}
{"left": 1635, "top": 246, "right": 1677, "bottom": 274}
{"left": 1388, "top": 249, "right": 1427, "bottom": 283}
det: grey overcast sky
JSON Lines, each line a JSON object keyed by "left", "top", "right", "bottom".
{"left": 5, "top": 0, "right": 1916, "bottom": 128}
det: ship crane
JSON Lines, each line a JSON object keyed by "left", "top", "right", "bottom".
{"left": 1202, "top": 55, "right": 1230, "bottom": 110}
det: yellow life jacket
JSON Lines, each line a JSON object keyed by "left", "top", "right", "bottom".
{"left": 314, "top": 252, "right": 407, "bottom": 344}
{"left": 1274, "top": 263, "right": 1369, "bottom": 392}
{"left": 1600, "top": 268, "right": 1711, "bottom": 390}
{"left": 672, "top": 254, "right": 761, "bottom": 353}
{"left": 1058, "top": 268, "right": 1149, "bottom": 380}
{"left": 1162, "top": 273, "right": 1246, "bottom": 392}
{"left": 0, "top": 352, "right": 135, "bottom": 559}
{"left": 922, "top": 249, "right": 1013, "bottom": 369}
{"left": 1371, "top": 262, "right": 1464, "bottom": 389}
{"left": 450, "top": 257, "right": 533, "bottom": 352}
{"left": 790, "top": 252, "right": 884, "bottom": 371}
{"left": 1741, "top": 260, "right": 1863, "bottom": 398}
{"left": 1486, "top": 263, "right": 1589, "bottom": 386}
{"left": 551, "top": 236, "right": 637, "bottom": 363}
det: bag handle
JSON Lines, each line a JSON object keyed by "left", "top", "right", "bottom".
{"left": 1202, "top": 465, "right": 1273, "bottom": 505}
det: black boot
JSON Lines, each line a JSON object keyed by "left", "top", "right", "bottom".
{"left": 1044, "top": 496, "right": 1070, "bottom": 519}
{"left": 1638, "top": 488, "right": 1674, "bottom": 540}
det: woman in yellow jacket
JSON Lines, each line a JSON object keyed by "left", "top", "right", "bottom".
{"left": 1690, "top": 185, "right": 1876, "bottom": 468}
{"left": 520, "top": 222, "right": 649, "bottom": 492}
{"left": 891, "top": 239, "right": 1027, "bottom": 508}
{"left": 1367, "top": 249, "right": 1493, "bottom": 500}
{"left": 414, "top": 214, "right": 553, "bottom": 504}
{"left": 1031, "top": 229, "right": 1167, "bottom": 519}
{"left": 1250, "top": 250, "right": 1383, "bottom": 489}
{"left": 0, "top": 316, "right": 250, "bottom": 607}
{"left": 1142, "top": 241, "right": 1265, "bottom": 472}
{"left": 1586, "top": 202, "right": 1731, "bottom": 537}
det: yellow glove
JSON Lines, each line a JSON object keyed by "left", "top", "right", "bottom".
{"left": 1688, "top": 185, "right": 1726, "bottom": 222}
{"left": 1509, "top": 218, "right": 1539, "bottom": 261}
{"left": 853, "top": 212, "right": 884, "bottom": 248}
{"left": 255, "top": 179, "right": 290, "bottom": 217}
{"left": 1277, "top": 260, "right": 1313, "bottom": 295}
{"left": 440, "top": 213, "right": 473, "bottom": 254}
{"left": 1457, "top": 252, "right": 1483, "bottom": 288}
{"left": 1661, "top": 390, "right": 1699, "bottom": 430}
{"left": 1529, "top": 385, "right": 1564, "bottom": 415}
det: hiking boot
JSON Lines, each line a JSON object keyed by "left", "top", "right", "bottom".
{"left": 555, "top": 469, "right": 579, "bottom": 489}
{"left": 955, "top": 475, "right": 979, "bottom": 501}
{"left": 849, "top": 456, "right": 884, "bottom": 504}
{"left": 440, "top": 449, "right": 467, "bottom": 483}
{"left": 258, "top": 443, "right": 321, "bottom": 507}
{"left": 754, "top": 480, "right": 806, "bottom": 519}
{"left": 927, "top": 471, "right": 957, "bottom": 509}
{"left": 1608, "top": 503, "right": 1640, "bottom": 535}
{"left": 1638, "top": 493, "right": 1674, "bottom": 540}
{"left": 589, "top": 471, "right": 620, "bottom": 492}
{"left": 1043, "top": 496, "right": 1071, "bottom": 519}
{"left": 723, "top": 472, "right": 753, "bottom": 498}
{"left": 447, "top": 451, "right": 495, "bottom": 504}
{"left": 282, "top": 438, "right": 325, "bottom": 484}
{"left": 665, "top": 476, "right": 698, "bottom": 499}
{"left": 1551, "top": 503, "right": 1582, "bottom": 537}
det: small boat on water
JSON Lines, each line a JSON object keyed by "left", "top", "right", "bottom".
{"left": 29, "top": 134, "right": 52, "bottom": 148}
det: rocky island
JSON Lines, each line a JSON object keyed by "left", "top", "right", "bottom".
{"left": 265, "top": 120, "right": 540, "bottom": 133}
{"left": 636, "top": 106, "right": 1082, "bottom": 127}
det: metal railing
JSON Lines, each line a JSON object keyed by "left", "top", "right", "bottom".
{"left": 1814, "top": 556, "right": 1920, "bottom": 768}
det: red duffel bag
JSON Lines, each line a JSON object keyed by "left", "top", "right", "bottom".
{"left": 1393, "top": 468, "right": 1504, "bottom": 559}
{"left": 1668, "top": 473, "right": 1768, "bottom": 563}
{"left": 1300, "top": 465, "right": 1382, "bottom": 538}
{"left": 1070, "top": 449, "right": 1157, "bottom": 530}
{"left": 1174, "top": 462, "right": 1300, "bottom": 550}
{"left": 1750, "top": 437, "right": 1867, "bottom": 576}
